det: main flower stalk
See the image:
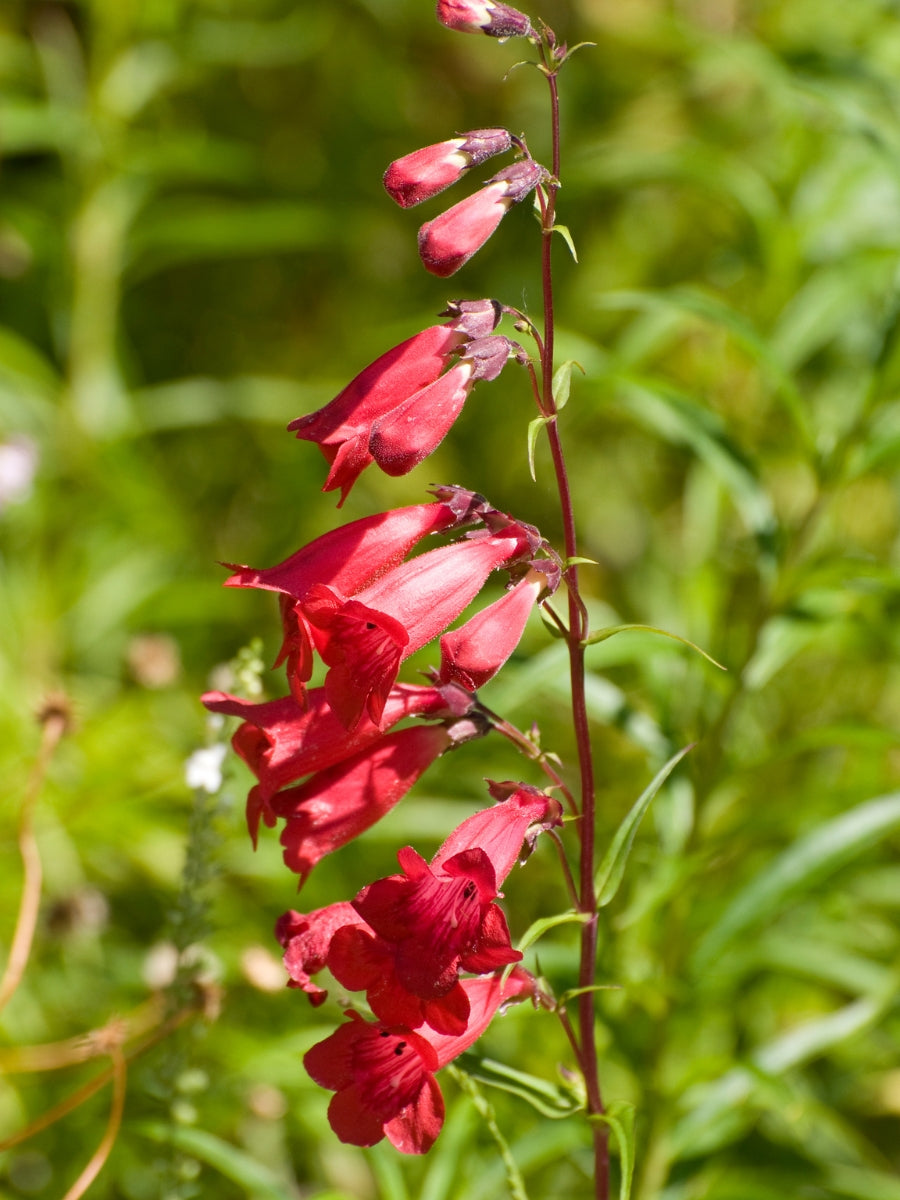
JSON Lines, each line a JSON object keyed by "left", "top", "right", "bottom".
{"left": 539, "top": 55, "right": 609, "bottom": 1200}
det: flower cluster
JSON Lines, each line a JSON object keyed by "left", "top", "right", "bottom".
{"left": 383, "top": 125, "right": 546, "bottom": 279}
{"left": 207, "top": 0, "right": 561, "bottom": 1157}
{"left": 280, "top": 784, "right": 561, "bottom": 1150}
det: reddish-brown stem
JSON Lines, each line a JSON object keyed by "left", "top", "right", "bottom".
{"left": 61, "top": 1044, "right": 126, "bottom": 1200}
{"left": 539, "top": 40, "right": 609, "bottom": 1200}
{"left": 0, "top": 1000, "right": 200, "bottom": 1153}
{"left": 479, "top": 701, "right": 579, "bottom": 816}
{"left": 0, "top": 702, "right": 70, "bottom": 1017}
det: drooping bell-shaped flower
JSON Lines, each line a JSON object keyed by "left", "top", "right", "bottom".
{"left": 202, "top": 682, "right": 470, "bottom": 843}
{"left": 418, "top": 159, "right": 545, "bottom": 277}
{"left": 288, "top": 303, "right": 502, "bottom": 502}
{"left": 302, "top": 527, "right": 535, "bottom": 729}
{"left": 384, "top": 128, "right": 512, "bottom": 208}
{"left": 439, "top": 562, "right": 557, "bottom": 691}
{"left": 328, "top": 845, "right": 520, "bottom": 1034}
{"left": 303, "top": 966, "right": 535, "bottom": 1153}
{"left": 273, "top": 715, "right": 486, "bottom": 882}
{"left": 324, "top": 784, "right": 559, "bottom": 1032}
{"left": 435, "top": 0, "right": 533, "bottom": 39}
{"left": 222, "top": 496, "right": 485, "bottom": 706}
{"left": 368, "top": 335, "right": 517, "bottom": 477}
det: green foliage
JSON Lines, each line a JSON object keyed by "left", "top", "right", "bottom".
{"left": 2, "top": 0, "right": 900, "bottom": 1198}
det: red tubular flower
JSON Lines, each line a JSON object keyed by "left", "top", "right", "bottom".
{"left": 202, "top": 683, "right": 468, "bottom": 843}
{"left": 324, "top": 786, "right": 559, "bottom": 1033}
{"left": 431, "top": 780, "right": 563, "bottom": 880}
{"left": 223, "top": 497, "right": 484, "bottom": 704}
{"left": 287, "top": 305, "right": 501, "bottom": 502}
{"left": 328, "top": 845, "right": 520, "bottom": 1034}
{"left": 303, "top": 529, "right": 534, "bottom": 728}
{"left": 369, "top": 336, "right": 516, "bottom": 477}
{"left": 439, "top": 562, "right": 556, "bottom": 691}
{"left": 275, "top": 902, "right": 363, "bottom": 1006}
{"left": 273, "top": 719, "right": 485, "bottom": 882}
{"left": 303, "top": 967, "right": 535, "bottom": 1153}
{"left": 288, "top": 326, "right": 462, "bottom": 503}
{"left": 435, "top": 0, "right": 533, "bottom": 39}
{"left": 224, "top": 499, "right": 473, "bottom": 600}
{"left": 418, "top": 159, "right": 545, "bottom": 277}
{"left": 384, "top": 128, "right": 512, "bottom": 208}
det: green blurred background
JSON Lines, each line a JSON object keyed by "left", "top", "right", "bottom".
{"left": 2, "top": 0, "right": 900, "bottom": 1197}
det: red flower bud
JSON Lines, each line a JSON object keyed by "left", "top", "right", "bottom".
{"left": 384, "top": 128, "right": 512, "bottom": 208}
{"left": 439, "top": 564, "right": 552, "bottom": 691}
{"left": 418, "top": 159, "right": 545, "bottom": 277}
{"left": 435, "top": 0, "right": 533, "bottom": 39}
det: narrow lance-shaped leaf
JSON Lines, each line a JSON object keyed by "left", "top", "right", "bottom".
{"left": 517, "top": 910, "right": 591, "bottom": 955}
{"left": 592, "top": 1101, "right": 636, "bottom": 1200}
{"left": 594, "top": 745, "right": 694, "bottom": 906}
{"left": 584, "top": 623, "right": 726, "bottom": 671}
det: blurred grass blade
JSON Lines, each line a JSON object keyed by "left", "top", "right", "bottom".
{"left": 669, "top": 976, "right": 897, "bottom": 1160}
{"left": 825, "top": 1165, "right": 900, "bottom": 1200}
{"left": 595, "top": 745, "right": 693, "bottom": 906}
{"left": 611, "top": 376, "right": 779, "bottom": 554}
{"left": 599, "top": 286, "right": 812, "bottom": 448}
{"left": 693, "top": 791, "right": 900, "bottom": 970}
{"left": 420, "top": 1097, "right": 479, "bottom": 1200}
{"left": 135, "top": 1122, "right": 295, "bottom": 1198}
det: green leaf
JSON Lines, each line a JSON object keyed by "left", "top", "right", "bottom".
{"left": 526, "top": 414, "right": 551, "bottom": 480}
{"left": 551, "top": 358, "right": 584, "bottom": 410}
{"left": 825, "top": 1165, "right": 900, "bottom": 1200}
{"left": 556, "top": 983, "right": 622, "bottom": 1006}
{"left": 517, "top": 909, "right": 591, "bottom": 954}
{"left": 593, "top": 1101, "right": 636, "bottom": 1200}
{"left": 559, "top": 41, "right": 598, "bottom": 65}
{"left": 693, "top": 790, "right": 900, "bottom": 970}
{"left": 455, "top": 1056, "right": 579, "bottom": 1119}
{"left": 550, "top": 223, "right": 578, "bottom": 262}
{"left": 134, "top": 1122, "right": 296, "bottom": 1198}
{"left": 584, "top": 623, "right": 726, "bottom": 671}
{"left": 595, "top": 745, "right": 694, "bottom": 906}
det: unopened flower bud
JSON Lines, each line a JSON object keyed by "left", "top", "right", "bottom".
{"left": 436, "top": 0, "right": 533, "bottom": 39}
{"left": 384, "top": 129, "right": 512, "bottom": 208}
{"left": 418, "top": 159, "right": 544, "bottom": 278}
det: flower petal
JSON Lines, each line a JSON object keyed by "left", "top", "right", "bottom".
{"left": 274, "top": 725, "right": 452, "bottom": 882}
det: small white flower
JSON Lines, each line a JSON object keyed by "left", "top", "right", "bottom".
{"left": 185, "top": 743, "right": 227, "bottom": 794}
{"left": 0, "top": 436, "right": 38, "bottom": 509}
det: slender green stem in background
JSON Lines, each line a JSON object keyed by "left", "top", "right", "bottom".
{"left": 537, "top": 33, "right": 608, "bottom": 1200}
